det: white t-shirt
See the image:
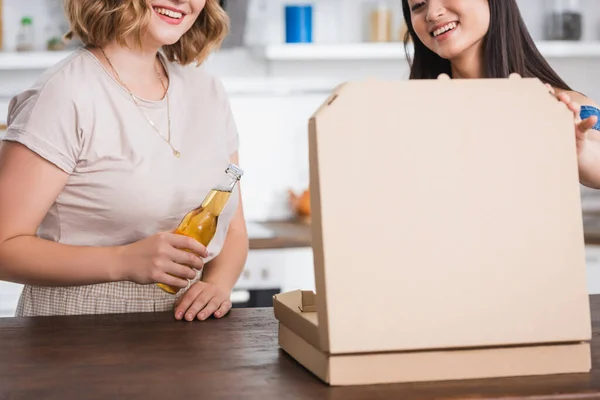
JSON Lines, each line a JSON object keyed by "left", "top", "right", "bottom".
{"left": 2, "top": 47, "right": 241, "bottom": 316}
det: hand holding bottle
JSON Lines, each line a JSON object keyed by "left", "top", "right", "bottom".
{"left": 154, "top": 163, "right": 244, "bottom": 294}
{"left": 116, "top": 232, "right": 208, "bottom": 289}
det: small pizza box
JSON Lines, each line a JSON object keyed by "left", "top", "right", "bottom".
{"left": 273, "top": 74, "right": 592, "bottom": 386}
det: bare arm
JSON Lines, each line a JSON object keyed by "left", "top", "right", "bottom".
{"left": 0, "top": 141, "right": 204, "bottom": 289}
{"left": 578, "top": 135, "right": 600, "bottom": 190}
{"left": 0, "top": 142, "right": 122, "bottom": 286}
{"left": 201, "top": 152, "right": 249, "bottom": 292}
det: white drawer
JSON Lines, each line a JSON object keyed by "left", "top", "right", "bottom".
{"left": 586, "top": 245, "right": 600, "bottom": 295}
{"left": 235, "top": 248, "right": 315, "bottom": 293}
{"left": 0, "top": 281, "right": 23, "bottom": 318}
{"left": 235, "top": 249, "right": 286, "bottom": 290}
{"left": 0, "top": 100, "right": 9, "bottom": 125}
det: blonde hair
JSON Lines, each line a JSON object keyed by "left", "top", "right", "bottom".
{"left": 64, "top": 0, "right": 229, "bottom": 65}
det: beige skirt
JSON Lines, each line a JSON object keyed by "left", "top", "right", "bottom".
{"left": 15, "top": 273, "right": 201, "bottom": 317}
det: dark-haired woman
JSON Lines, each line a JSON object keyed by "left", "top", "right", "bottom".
{"left": 402, "top": 0, "right": 600, "bottom": 188}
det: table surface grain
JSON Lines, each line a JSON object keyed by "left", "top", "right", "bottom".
{"left": 3, "top": 298, "right": 600, "bottom": 399}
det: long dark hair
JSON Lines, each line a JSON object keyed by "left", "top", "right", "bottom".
{"left": 401, "top": 0, "right": 572, "bottom": 90}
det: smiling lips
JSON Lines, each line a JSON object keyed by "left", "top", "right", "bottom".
{"left": 431, "top": 22, "right": 458, "bottom": 38}
{"left": 153, "top": 6, "right": 186, "bottom": 25}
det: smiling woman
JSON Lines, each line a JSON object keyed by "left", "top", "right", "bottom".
{"left": 0, "top": 0, "right": 249, "bottom": 322}
{"left": 401, "top": 0, "right": 600, "bottom": 189}
{"left": 65, "top": 0, "right": 227, "bottom": 65}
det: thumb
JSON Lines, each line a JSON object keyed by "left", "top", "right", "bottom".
{"left": 579, "top": 115, "right": 598, "bottom": 133}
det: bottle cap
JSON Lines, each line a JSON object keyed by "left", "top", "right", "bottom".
{"left": 21, "top": 17, "right": 33, "bottom": 25}
{"left": 226, "top": 164, "right": 244, "bottom": 180}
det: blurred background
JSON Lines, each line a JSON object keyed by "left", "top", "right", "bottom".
{"left": 1, "top": 0, "right": 600, "bottom": 315}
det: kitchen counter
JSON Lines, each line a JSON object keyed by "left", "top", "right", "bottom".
{"left": 248, "top": 219, "right": 311, "bottom": 250}
{"left": 251, "top": 214, "right": 600, "bottom": 249}
{"left": 3, "top": 297, "right": 600, "bottom": 399}
{"left": 584, "top": 212, "right": 600, "bottom": 245}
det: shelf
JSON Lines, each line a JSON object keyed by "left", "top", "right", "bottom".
{"left": 1, "top": 41, "right": 599, "bottom": 70}
{"left": 0, "top": 51, "right": 73, "bottom": 70}
{"left": 535, "top": 41, "right": 600, "bottom": 58}
{"left": 255, "top": 41, "right": 600, "bottom": 61}
{"left": 254, "top": 43, "right": 411, "bottom": 61}
{"left": 221, "top": 77, "right": 340, "bottom": 95}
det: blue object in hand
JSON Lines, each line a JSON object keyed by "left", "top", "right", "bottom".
{"left": 580, "top": 105, "right": 600, "bottom": 131}
{"left": 285, "top": 5, "right": 313, "bottom": 43}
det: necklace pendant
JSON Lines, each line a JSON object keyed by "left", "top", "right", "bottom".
{"left": 173, "top": 149, "right": 181, "bottom": 158}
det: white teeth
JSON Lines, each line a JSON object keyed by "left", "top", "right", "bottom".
{"left": 433, "top": 22, "right": 457, "bottom": 37}
{"left": 154, "top": 7, "right": 183, "bottom": 19}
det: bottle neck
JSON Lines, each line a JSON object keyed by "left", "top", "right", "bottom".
{"left": 214, "top": 172, "right": 240, "bottom": 193}
{"left": 200, "top": 173, "right": 240, "bottom": 215}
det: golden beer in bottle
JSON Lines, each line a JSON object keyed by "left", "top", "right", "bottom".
{"left": 156, "top": 164, "right": 244, "bottom": 294}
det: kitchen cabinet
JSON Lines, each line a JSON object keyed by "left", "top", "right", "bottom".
{"left": 585, "top": 245, "right": 600, "bottom": 294}
{"left": 235, "top": 247, "right": 314, "bottom": 291}
{"left": 0, "top": 281, "right": 22, "bottom": 317}
{"left": 231, "top": 247, "right": 315, "bottom": 308}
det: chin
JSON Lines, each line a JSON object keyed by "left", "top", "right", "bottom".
{"left": 432, "top": 46, "right": 466, "bottom": 61}
{"left": 148, "top": 30, "right": 186, "bottom": 47}
{"left": 425, "top": 37, "right": 476, "bottom": 61}
{"left": 157, "top": 35, "right": 184, "bottom": 46}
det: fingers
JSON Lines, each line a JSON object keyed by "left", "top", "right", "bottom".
{"left": 556, "top": 92, "right": 584, "bottom": 122}
{"left": 169, "top": 234, "right": 208, "bottom": 258}
{"left": 214, "top": 300, "right": 232, "bottom": 319}
{"left": 158, "top": 272, "right": 189, "bottom": 290}
{"left": 174, "top": 282, "right": 203, "bottom": 320}
{"left": 167, "top": 260, "right": 198, "bottom": 281}
{"left": 170, "top": 248, "right": 205, "bottom": 273}
{"left": 567, "top": 100, "right": 580, "bottom": 116}
{"left": 197, "top": 298, "right": 222, "bottom": 321}
{"left": 557, "top": 92, "right": 574, "bottom": 108}
{"left": 542, "top": 84, "right": 596, "bottom": 145}
{"left": 579, "top": 116, "right": 598, "bottom": 134}
{"left": 184, "top": 289, "right": 215, "bottom": 321}
{"left": 173, "top": 282, "right": 230, "bottom": 322}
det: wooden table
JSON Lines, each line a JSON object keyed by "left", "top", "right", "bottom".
{"left": 3, "top": 299, "right": 600, "bottom": 399}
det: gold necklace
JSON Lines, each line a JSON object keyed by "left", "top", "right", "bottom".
{"left": 100, "top": 47, "right": 181, "bottom": 158}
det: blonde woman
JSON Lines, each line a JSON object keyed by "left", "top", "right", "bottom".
{"left": 0, "top": 0, "right": 249, "bottom": 321}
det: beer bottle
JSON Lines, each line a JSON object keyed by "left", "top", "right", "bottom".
{"left": 156, "top": 164, "right": 244, "bottom": 294}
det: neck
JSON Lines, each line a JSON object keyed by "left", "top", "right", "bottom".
{"left": 101, "top": 40, "right": 161, "bottom": 80}
{"left": 450, "top": 43, "right": 485, "bottom": 79}
{"left": 93, "top": 38, "right": 169, "bottom": 101}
